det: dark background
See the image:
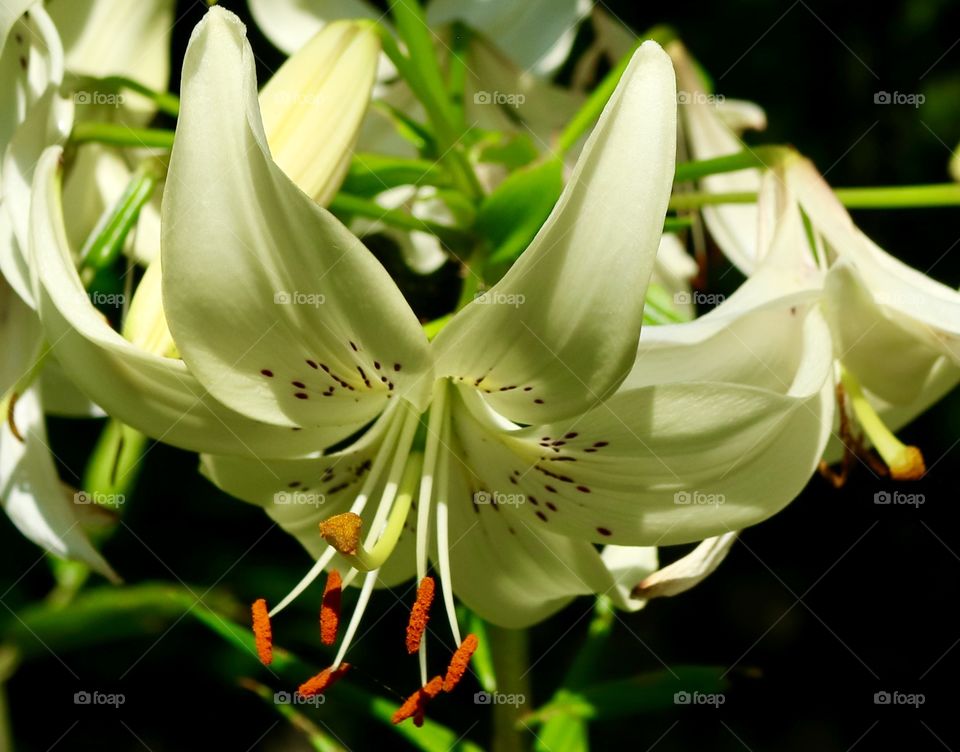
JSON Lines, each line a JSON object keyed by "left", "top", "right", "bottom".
{"left": 4, "top": 1, "right": 960, "bottom": 749}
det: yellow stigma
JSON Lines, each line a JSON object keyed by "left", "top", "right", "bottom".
{"left": 319, "top": 513, "right": 364, "bottom": 555}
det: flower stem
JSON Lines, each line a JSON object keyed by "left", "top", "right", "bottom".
{"left": 70, "top": 121, "right": 175, "bottom": 149}
{"left": 669, "top": 183, "right": 960, "bottom": 211}
{"left": 487, "top": 624, "right": 531, "bottom": 752}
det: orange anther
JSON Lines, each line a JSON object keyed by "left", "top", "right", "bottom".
{"left": 320, "top": 570, "right": 342, "bottom": 646}
{"left": 405, "top": 576, "right": 435, "bottom": 654}
{"left": 392, "top": 675, "right": 443, "bottom": 725}
{"left": 298, "top": 663, "right": 351, "bottom": 698}
{"left": 251, "top": 598, "right": 272, "bottom": 665}
{"left": 443, "top": 634, "right": 478, "bottom": 692}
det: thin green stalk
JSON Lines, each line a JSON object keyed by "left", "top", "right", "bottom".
{"left": 328, "top": 192, "right": 471, "bottom": 246}
{"left": 670, "top": 183, "right": 960, "bottom": 211}
{"left": 487, "top": 625, "right": 530, "bottom": 752}
{"left": 70, "top": 121, "right": 175, "bottom": 149}
{"left": 674, "top": 147, "right": 792, "bottom": 183}
{"left": 70, "top": 74, "right": 180, "bottom": 117}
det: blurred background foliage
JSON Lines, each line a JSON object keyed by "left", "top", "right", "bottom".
{"left": 3, "top": 1, "right": 959, "bottom": 749}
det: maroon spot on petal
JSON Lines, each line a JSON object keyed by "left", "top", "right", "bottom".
{"left": 584, "top": 448, "right": 597, "bottom": 453}
{"left": 288, "top": 481, "right": 301, "bottom": 488}
{"left": 523, "top": 386, "right": 533, "bottom": 392}
{"left": 564, "top": 432, "right": 578, "bottom": 440}
{"left": 393, "top": 363, "right": 402, "bottom": 372}
{"left": 373, "top": 361, "right": 381, "bottom": 370}
{"left": 528, "top": 496, "right": 539, "bottom": 506}
{"left": 306, "top": 359, "right": 319, "bottom": 369}
{"left": 294, "top": 392, "right": 309, "bottom": 400}
{"left": 535, "top": 511, "right": 548, "bottom": 522}
{"left": 545, "top": 485, "right": 557, "bottom": 493}
{"left": 533, "top": 399, "right": 545, "bottom": 404}
{"left": 596, "top": 527, "right": 612, "bottom": 537}
{"left": 593, "top": 441, "right": 609, "bottom": 448}
{"left": 349, "top": 341, "right": 358, "bottom": 352}
{"left": 260, "top": 369, "right": 274, "bottom": 378}
{"left": 546, "top": 502, "right": 558, "bottom": 512}
{"left": 576, "top": 486, "right": 591, "bottom": 493}
{"left": 292, "top": 381, "right": 306, "bottom": 388}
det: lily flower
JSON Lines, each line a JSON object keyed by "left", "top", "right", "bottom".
{"left": 142, "top": 10, "right": 833, "bottom": 709}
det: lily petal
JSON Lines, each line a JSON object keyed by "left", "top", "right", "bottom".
{"left": 248, "top": 0, "right": 377, "bottom": 55}
{"left": 1, "top": 386, "right": 118, "bottom": 581}
{"left": 434, "top": 41, "right": 676, "bottom": 424}
{"left": 670, "top": 41, "right": 763, "bottom": 274}
{"left": 630, "top": 532, "right": 738, "bottom": 599}
{"left": 29, "top": 145, "right": 355, "bottom": 457}
{"left": 428, "top": 0, "right": 590, "bottom": 76}
{"left": 162, "top": 8, "right": 431, "bottom": 430}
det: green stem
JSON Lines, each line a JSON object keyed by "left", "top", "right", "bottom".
{"left": 674, "top": 147, "right": 792, "bottom": 183}
{"left": 669, "top": 183, "right": 960, "bottom": 211}
{"left": 80, "top": 161, "right": 162, "bottom": 277}
{"left": 70, "top": 121, "right": 175, "bottom": 149}
{"left": 328, "top": 192, "right": 471, "bottom": 245}
{"left": 378, "top": 15, "right": 482, "bottom": 198}
{"left": 82, "top": 419, "right": 149, "bottom": 508}
{"left": 70, "top": 74, "right": 180, "bottom": 117}
{"left": 487, "top": 625, "right": 531, "bottom": 752}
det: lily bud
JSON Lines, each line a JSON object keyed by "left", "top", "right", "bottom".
{"left": 259, "top": 20, "right": 379, "bottom": 204}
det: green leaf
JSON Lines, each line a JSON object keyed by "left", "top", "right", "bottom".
{"left": 240, "top": 677, "right": 348, "bottom": 752}
{"left": 371, "top": 100, "right": 437, "bottom": 156}
{"left": 526, "top": 666, "right": 729, "bottom": 724}
{"left": 478, "top": 157, "right": 564, "bottom": 274}
{"left": 534, "top": 698, "right": 589, "bottom": 752}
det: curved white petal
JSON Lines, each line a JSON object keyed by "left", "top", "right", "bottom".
{"left": 29, "top": 145, "right": 353, "bottom": 457}
{"left": 162, "top": 8, "right": 431, "bottom": 431}
{"left": 1, "top": 386, "right": 118, "bottom": 581}
{"left": 670, "top": 41, "right": 763, "bottom": 274}
{"left": 824, "top": 261, "right": 960, "bottom": 406}
{"left": 434, "top": 42, "right": 676, "bottom": 425}
{"left": 248, "top": 0, "right": 377, "bottom": 55}
{"left": 428, "top": 0, "right": 590, "bottom": 76}
{"left": 715, "top": 98, "right": 767, "bottom": 135}
{"left": 631, "top": 532, "right": 738, "bottom": 599}
{"left": 597, "top": 544, "right": 658, "bottom": 611}
{"left": 455, "top": 285, "right": 834, "bottom": 548}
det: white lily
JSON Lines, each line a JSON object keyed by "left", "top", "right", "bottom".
{"left": 146, "top": 12, "right": 833, "bottom": 706}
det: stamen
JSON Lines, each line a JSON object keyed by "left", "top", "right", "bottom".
{"left": 251, "top": 598, "right": 272, "bottom": 665}
{"left": 405, "top": 576, "right": 435, "bottom": 654}
{"left": 332, "top": 570, "right": 379, "bottom": 668}
{"left": 841, "top": 367, "right": 926, "bottom": 480}
{"left": 434, "top": 418, "right": 463, "bottom": 646}
{"left": 442, "top": 634, "right": 478, "bottom": 692}
{"left": 320, "top": 570, "right": 342, "bottom": 646}
{"left": 392, "top": 676, "right": 443, "bottom": 725}
{"left": 298, "top": 663, "right": 351, "bottom": 698}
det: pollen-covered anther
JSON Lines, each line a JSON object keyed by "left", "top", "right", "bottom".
{"left": 298, "top": 663, "right": 351, "bottom": 698}
{"left": 320, "top": 570, "right": 343, "bottom": 646}
{"left": 318, "top": 512, "right": 363, "bottom": 555}
{"left": 442, "top": 633, "right": 478, "bottom": 692}
{"left": 889, "top": 445, "right": 926, "bottom": 480}
{"left": 405, "top": 576, "right": 435, "bottom": 654}
{"left": 392, "top": 675, "right": 443, "bottom": 725}
{"left": 251, "top": 598, "right": 273, "bottom": 665}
